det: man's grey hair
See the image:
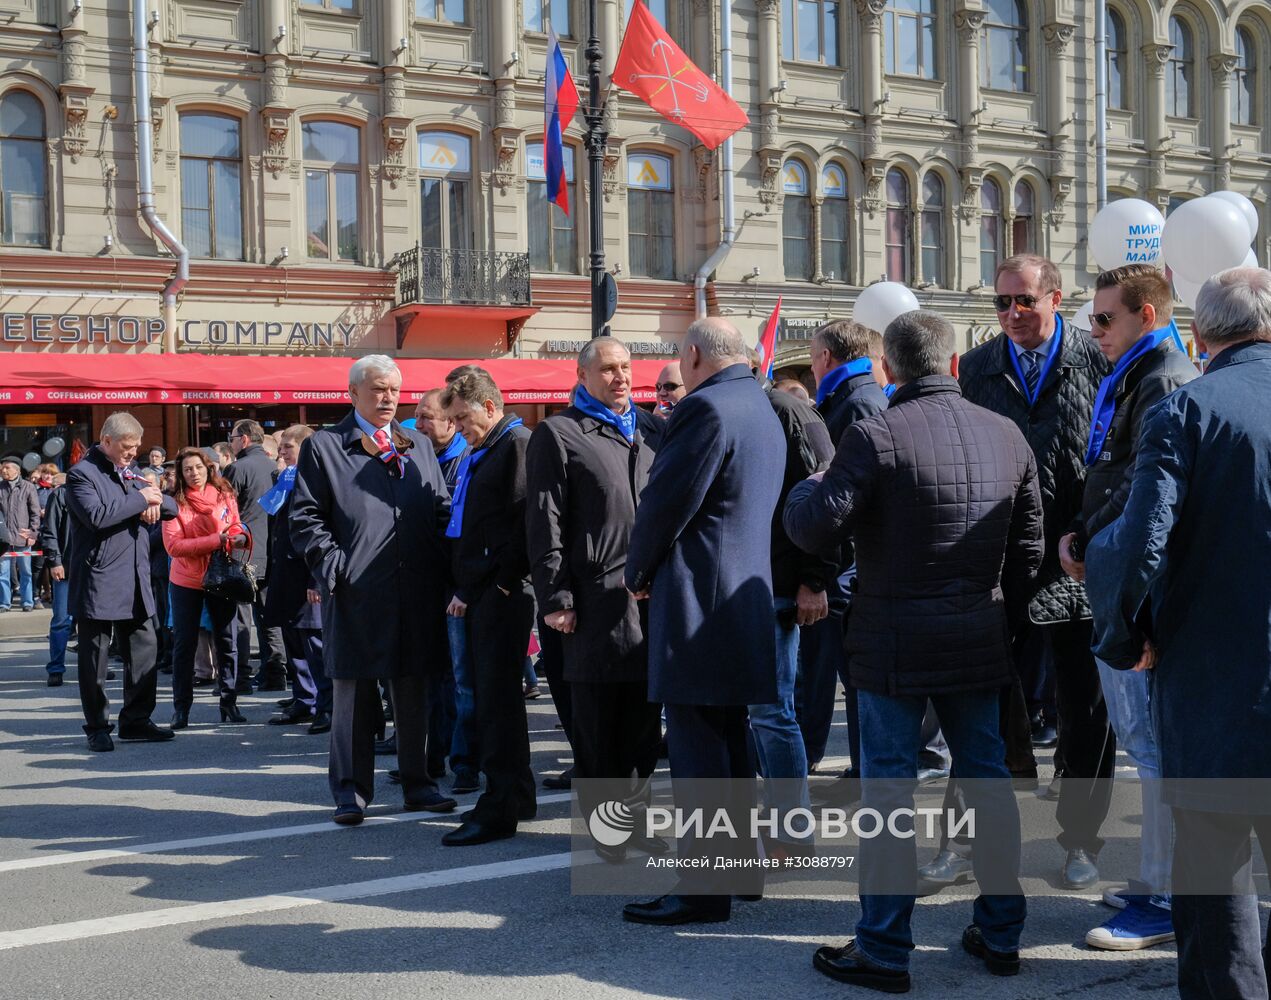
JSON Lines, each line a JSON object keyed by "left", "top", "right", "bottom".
{"left": 883, "top": 310, "right": 957, "bottom": 384}
{"left": 101, "top": 412, "right": 143, "bottom": 442}
{"left": 231, "top": 419, "right": 264, "bottom": 444}
{"left": 683, "top": 317, "right": 749, "bottom": 365}
{"left": 349, "top": 354, "right": 401, "bottom": 387}
{"left": 1194, "top": 267, "right": 1271, "bottom": 348}
{"left": 442, "top": 371, "right": 504, "bottom": 412}
{"left": 578, "top": 335, "right": 630, "bottom": 368}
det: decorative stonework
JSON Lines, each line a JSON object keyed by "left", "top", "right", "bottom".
{"left": 958, "top": 166, "right": 985, "bottom": 224}
{"left": 1209, "top": 54, "right": 1238, "bottom": 85}
{"left": 756, "top": 0, "right": 780, "bottom": 17}
{"left": 1046, "top": 174, "right": 1073, "bottom": 229}
{"left": 1143, "top": 44, "right": 1172, "bottom": 79}
{"left": 855, "top": 0, "right": 886, "bottom": 31}
{"left": 382, "top": 117, "right": 409, "bottom": 188}
{"left": 685, "top": 145, "right": 713, "bottom": 203}
{"left": 602, "top": 138, "right": 622, "bottom": 201}
{"left": 758, "top": 150, "right": 783, "bottom": 209}
{"left": 491, "top": 127, "right": 520, "bottom": 194}
{"left": 384, "top": 71, "right": 405, "bottom": 117}
{"left": 262, "top": 107, "right": 292, "bottom": 179}
{"left": 955, "top": 10, "right": 985, "bottom": 45}
{"left": 861, "top": 157, "right": 886, "bottom": 217}
{"left": 265, "top": 59, "right": 288, "bottom": 107}
{"left": 60, "top": 89, "right": 91, "bottom": 163}
{"left": 1043, "top": 23, "right": 1075, "bottom": 55}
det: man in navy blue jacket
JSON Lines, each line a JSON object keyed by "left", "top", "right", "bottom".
{"left": 65, "top": 412, "right": 178, "bottom": 752}
{"left": 622, "top": 317, "right": 786, "bottom": 926}
{"left": 1088, "top": 266, "right": 1271, "bottom": 999}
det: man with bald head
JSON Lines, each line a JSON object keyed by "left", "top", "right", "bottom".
{"left": 623, "top": 316, "right": 787, "bottom": 926}
{"left": 654, "top": 360, "right": 686, "bottom": 416}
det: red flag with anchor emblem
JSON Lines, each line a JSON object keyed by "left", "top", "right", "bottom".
{"left": 612, "top": 1, "right": 748, "bottom": 151}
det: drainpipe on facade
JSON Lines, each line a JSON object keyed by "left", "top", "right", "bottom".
{"left": 133, "top": 1, "right": 188, "bottom": 353}
{"left": 693, "top": 0, "right": 735, "bottom": 320}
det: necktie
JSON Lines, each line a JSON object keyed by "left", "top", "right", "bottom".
{"left": 372, "top": 428, "right": 402, "bottom": 476}
{"left": 1022, "top": 350, "right": 1042, "bottom": 396}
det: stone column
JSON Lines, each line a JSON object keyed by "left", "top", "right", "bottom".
{"left": 1043, "top": 22, "right": 1075, "bottom": 234}
{"left": 954, "top": 8, "right": 986, "bottom": 288}
{"left": 260, "top": 0, "right": 294, "bottom": 264}
{"left": 755, "top": 0, "right": 783, "bottom": 210}
{"left": 1142, "top": 43, "right": 1171, "bottom": 207}
{"left": 1210, "top": 55, "right": 1238, "bottom": 188}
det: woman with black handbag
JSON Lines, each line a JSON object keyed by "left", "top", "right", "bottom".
{"left": 163, "top": 447, "right": 250, "bottom": 727}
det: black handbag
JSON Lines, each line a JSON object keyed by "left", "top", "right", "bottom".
{"left": 203, "top": 533, "right": 257, "bottom": 604}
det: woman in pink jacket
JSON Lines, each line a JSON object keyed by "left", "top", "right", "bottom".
{"left": 163, "top": 447, "right": 249, "bottom": 728}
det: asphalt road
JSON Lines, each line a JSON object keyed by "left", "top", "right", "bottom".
{"left": 0, "top": 632, "right": 1191, "bottom": 1000}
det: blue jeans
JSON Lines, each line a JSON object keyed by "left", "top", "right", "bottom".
{"left": 749, "top": 599, "right": 813, "bottom": 845}
{"left": 854, "top": 688, "right": 1025, "bottom": 971}
{"left": 448, "top": 613, "right": 479, "bottom": 779}
{"left": 1, "top": 554, "right": 33, "bottom": 609}
{"left": 1097, "top": 658, "right": 1172, "bottom": 898}
{"left": 46, "top": 578, "right": 72, "bottom": 674}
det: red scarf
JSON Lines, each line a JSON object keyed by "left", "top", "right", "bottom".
{"left": 181, "top": 484, "right": 234, "bottom": 536}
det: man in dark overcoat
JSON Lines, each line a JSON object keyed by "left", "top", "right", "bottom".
{"left": 290, "top": 356, "right": 454, "bottom": 825}
{"left": 1087, "top": 267, "right": 1271, "bottom": 999}
{"left": 438, "top": 370, "right": 537, "bottom": 846}
{"left": 527, "top": 337, "right": 660, "bottom": 851}
{"left": 622, "top": 317, "right": 786, "bottom": 926}
{"left": 65, "top": 412, "right": 179, "bottom": 752}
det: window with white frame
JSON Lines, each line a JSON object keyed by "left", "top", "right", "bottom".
{"left": 820, "top": 164, "right": 850, "bottom": 283}
{"left": 1012, "top": 180, "right": 1036, "bottom": 256}
{"left": 303, "top": 121, "right": 361, "bottom": 262}
{"left": 1166, "top": 17, "right": 1194, "bottom": 118}
{"left": 1234, "top": 26, "right": 1256, "bottom": 126}
{"left": 416, "top": 0, "right": 466, "bottom": 22}
{"left": 0, "top": 91, "right": 48, "bottom": 248}
{"left": 525, "top": 0, "right": 569, "bottom": 36}
{"left": 305, "top": 0, "right": 356, "bottom": 11}
{"left": 179, "top": 113, "right": 243, "bottom": 260}
{"left": 419, "top": 132, "right": 472, "bottom": 252}
{"left": 884, "top": 0, "right": 937, "bottom": 79}
{"left": 980, "top": 178, "right": 1004, "bottom": 286}
{"left": 919, "top": 172, "right": 944, "bottom": 286}
{"left": 527, "top": 141, "right": 579, "bottom": 273}
{"left": 1107, "top": 8, "right": 1128, "bottom": 110}
{"left": 885, "top": 168, "right": 911, "bottom": 284}
{"left": 782, "top": 0, "right": 841, "bottom": 66}
{"left": 981, "top": 0, "right": 1029, "bottom": 92}
{"left": 781, "top": 162, "right": 813, "bottom": 281}
{"left": 627, "top": 152, "right": 675, "bottom": 279}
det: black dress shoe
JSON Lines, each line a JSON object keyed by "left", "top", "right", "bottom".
{"left": 268, "top": 705, "right": 315, "bottom": 726}
{"left": 170, "top": 709, "right": 189, "bottom": 731}
{"left": 812, "top": 774, "right": 862, "bottom": 806}
{"left": 106, "top": 670, "right": 117, "bottom": 681}
{"left": 441, "top": 819, "right": 515, "bottom": 846}
{"left": 117, "top": 721, "right": 175, "bottom": 742}
{"left": 812, "top": 940, "right": 911, "bottom": 993}
{"left": 333, "top": 805, "right": 364, "bottom": 826}
{"left": 387, "top": 768, "right": 402, "bottom": 784}
{"left": 622, "top": 895, "right": 730, "bottom": 926}
{"left": 374, "top": 734, "right": 398, "bottom": 756}
{"left": 404, "top": 792, "right": 458, "bottom": 814}
{"left": 961, "top": 925, "right": 1020, "bottom": 976}
{"left": 308, "top": 713, "right": 331, "bottom": 735}
{"left": 47, "top": 673, "right": 64, "bottom": 687}
{"left": 86, "top": 731, "right": 115, "bottom": 752}
{"left": 542, "top": 771, "right": 573, "bottom": 790}
{"left": 276, "top": 697, "right": 296, "bottom": 708}
{"left": 451, "top": 773, "right": 480, "bottom": 795}
{"left": 1062, "top": 847, "right": 1100, "bottom": 889}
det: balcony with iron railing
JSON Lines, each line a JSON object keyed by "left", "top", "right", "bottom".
{"left": 395, "top": 245, "right": 532, "bottom": 308}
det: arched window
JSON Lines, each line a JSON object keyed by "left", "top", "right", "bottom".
{"left": 1107, "top": 8, "right": 1128, "bottom": 110}
{"left": 981, "top": 0, "right": 1029, "bottom": 92}
{"left": 1166, "top": 17, "right": 1194, "bottom": 118}
{"left": 884, "top": 168, "right": 911, "bottom": 284}
{"left": 526, "top": 141, "right": 578, "bottom": 273}
{"left": 303, "top": 121, "right": 361, "bottom": 261}
{"left": 525, "top": 0, "right": 569, "bottom": 36}
{"left": 884, "top": 0, "right": 937, "bottom": 79}
{"left": 627, "top": 151, "right": 675, "bottom": 279}
{"left": 919, "top": 172, "right": 944, "bottom": 286}
{"left": 781, "top": 162, "right": 813, "bottom": 281}
{"left": 1234, "top": 27, "right": 1256, "bottom": 126}
{"left": 0, "top": 91, "right": 48, "bottom": 248}
{"left": 820, "top": 164, "right": 850, "bottom": 283}
{"left": 782, "top": 0, "right": 841, "bottom": 66}
{"left": 1012, "top": 180, "right": 1035, "bottom": 256}
{"left": 419, "top": 131, "right": 472, "bottom": 253}
{"left": 980, "top": 178, "right": 1003, "bottom": 286}
{"left": 179, "top": 113, "right": 242, "bottom": 260}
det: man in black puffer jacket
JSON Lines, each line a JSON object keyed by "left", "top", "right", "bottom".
{"left": 957, "top": 254, "right": 1113, "bottom": 892}
{"left": 786, "top": 310, "right": 1043, "bottom": 991}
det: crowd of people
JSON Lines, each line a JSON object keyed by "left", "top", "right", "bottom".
{"left": 13, "top": 255, "right": 1271, "bottom": 999}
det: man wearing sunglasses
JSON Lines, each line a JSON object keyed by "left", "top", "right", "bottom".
{"left": 654, "top": 361, "right": 686, "bottom": 416}
{"left": 1058, "top": 264, "right": 1195, "bottom": 952}
{"left": 943, "top": 254, "right": 1112, "bottom": 895}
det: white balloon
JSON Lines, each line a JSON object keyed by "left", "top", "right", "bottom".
{"left": 1209, "top": 191, "right": 1260, "bottom": 244}
{"left": 1163, "top": 196, "right": 1254, "bottom": 282}
{"left": 1070, "top": 301, "right": 1095, "bottom": 332}
{"left": 852, "top": 282, "right": 921, "bottom": 334}
{"left": 1089, "top": 199, "right": 1165, "bottom": 270}
{"left": 1243, "top": 248, "right": 1258, "bottom": 268}
{"left": 1172, "top": 271, "right": 1205, "bottom": 310}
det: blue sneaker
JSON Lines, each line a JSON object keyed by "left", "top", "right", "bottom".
{"left": 1086, "top": 898, "right": 1175, "bottom": 951}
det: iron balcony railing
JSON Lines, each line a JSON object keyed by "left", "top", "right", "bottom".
{"left": 396, "top": 245, "right": 532, "bottom": 308}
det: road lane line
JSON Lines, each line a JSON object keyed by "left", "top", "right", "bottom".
{"left": 0, "top": 791, "right": 574, "bottom": 873}
{"left": 0, "top": 851, "right": 572, "bottom": 951}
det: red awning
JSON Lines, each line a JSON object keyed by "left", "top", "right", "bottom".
{"left": 0, "top": 354, "right": 668, "bottom": 406}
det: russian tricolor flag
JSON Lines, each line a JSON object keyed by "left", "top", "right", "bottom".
{"left": 544, "top": 28, "right": 579, "bottom": 216}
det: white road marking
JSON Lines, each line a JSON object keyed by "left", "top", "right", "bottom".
{"left": 0, "top": 791, "right": 575, "bottom": 873}
{"left": 0, "top": 851, "right": 572, "bottom": 951}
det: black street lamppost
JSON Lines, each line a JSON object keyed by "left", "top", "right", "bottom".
{"left": 583, "top": 0, "right": 614, "bottom": 338}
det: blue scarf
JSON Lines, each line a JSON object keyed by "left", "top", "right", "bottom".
{"left": 574, "top": 384, "right": 637, "bottom": 444}
{"left": 437, "top": 433, "right": 468, "bottom": 465}
{"left": 1084, "top": 321, "right": 1179, "bottom": 466}
{"left": 1006, "top": 314, "right": 1066, "bottom": 408}
{"left": 444, "top": 417, "right": 524, "bottom": 539}
{"left": 257, "top": 465, "right": 297, "bottom": 516}
{"left": 815, "top": 358, "right": 874, "bottom": 407}
{"left": 883, "top": 383, "right": 897, "bottom": 398}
